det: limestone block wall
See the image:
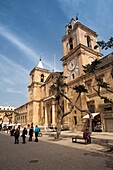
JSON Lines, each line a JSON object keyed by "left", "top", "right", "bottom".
{"left": 32, "top": 101, "right": 40, "bottom": 126}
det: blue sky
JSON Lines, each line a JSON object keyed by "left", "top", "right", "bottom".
{"left": 0, "top": 0, "right": 113, "bottom": 107}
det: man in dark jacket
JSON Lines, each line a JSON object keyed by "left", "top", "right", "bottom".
{"left": 14, "top": 128, "right": 20, "bottom": 144}
{"left": 29, "top": 125, "right": 34, "bottom": 141}
{"left": 22, "top": 127, "right": 27, "bottom": 144}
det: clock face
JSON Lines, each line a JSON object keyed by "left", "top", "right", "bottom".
{"left": 68, "top": 60, "right": 76, "bottom": 71}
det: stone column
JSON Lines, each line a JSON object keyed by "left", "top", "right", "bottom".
{"left": 44, "top": 103, "right": 48, "bottom": 130}
{"left": 52, "top": 102, "right": 55, "bottom": 127}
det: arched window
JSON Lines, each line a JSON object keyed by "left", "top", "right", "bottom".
{"left": 41, "top": 74, "right": 44, "bottom": 82}
{"left": 72, "top": 73, "right": 75, "bottom": 79}
{"left": 68, "top": 24, "right": 72, "bottom": 33}
{"left": 69, "top": 38, "right": 73, "bottom": 50}
{"left": 87, "top": 35, "right": 92, "bottom": 48}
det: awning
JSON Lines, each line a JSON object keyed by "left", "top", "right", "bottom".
{"left": 82, "top": 113, "right": 100, "bottom": 119}
{"left": 8, "top": 123, "right": 16, "bottom": 126}
{"left": 16, "top": 123, "right": 21, "bottom": 126}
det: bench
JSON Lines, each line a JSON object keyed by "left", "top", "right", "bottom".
{"left": 72, "top": 135, "right": 91, "bottom": 144}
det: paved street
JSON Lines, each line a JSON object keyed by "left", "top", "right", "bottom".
{"left": 41, "top": 130, "right": 113, "bottom": 154}
{"left": 0, "top": 132, "right": 113, "bottom": 170}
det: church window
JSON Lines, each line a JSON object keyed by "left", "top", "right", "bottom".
{"left": 72, "top": 73, "right": 75, "bottom": 79}
{"left": 87, "top": 35, "right": 92, "bottom": 48}
{"left": 74, "top": 116, "right": 77, "bottom": 125}
{"left": 69, "top": 38, "right": 73, "bottom": 50}
{"left": 68, "top": 24, "right": 72, "bottom": 33}
{"left": 41, "top": 74, "right": 44, "bottom": 82}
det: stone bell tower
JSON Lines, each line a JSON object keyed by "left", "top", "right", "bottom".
{"left": 61, "top": 18, "right": 103, "bottom": 83}
{"left": 61, "top": 17, "right": 103, "bottom": 131}
{"left": 27, "top": 58, "right": 50, "bottom": 126}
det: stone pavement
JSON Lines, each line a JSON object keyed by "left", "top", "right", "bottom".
{"left": 39, "top": 130, "right": 113, "bottom": 155}
{"left": 1, "top": 129, "right": 113, "bottom": 155}
{"left": 1, "top": 132, "right": 113, "bottom": 170}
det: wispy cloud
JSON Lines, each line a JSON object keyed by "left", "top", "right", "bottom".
{"left": 57, "top": 0, "right": 113, "bottom": 30}
{"left": 0, "top": 26, "right": 38, "bottom": 63}
{"left": 0, "top": 54, "right": 29, "bottom": 75}
{"left": 2, "top": 78, "right": 15, "bottom": 85}
{"left": 0, "top": 54, "right": 29, "bottom": 95}
{"left": 6, "top": 87, "right": 24, "bottom": 95}
{"left": 0, "top": 25, "right": 54, "bottom": 106}
{"left": 0, "top": 25, "right": 54, "bottom": 69}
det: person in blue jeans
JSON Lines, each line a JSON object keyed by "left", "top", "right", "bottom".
{"left": 34, "top": 125, "right": 40, "bottom": 142}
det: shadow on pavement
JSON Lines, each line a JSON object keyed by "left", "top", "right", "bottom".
{"left": 83, "top": 151, "right": 113, "bottom": 169}
{"left": 92, "top": 137, "right": 113, "bottom": 154}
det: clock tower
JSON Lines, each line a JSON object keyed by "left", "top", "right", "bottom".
{"left": 61, "top": 18, "right": 102, "bottom": 83}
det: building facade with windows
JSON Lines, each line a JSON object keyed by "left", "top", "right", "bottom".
{"left": 0, "top": 106, "right": 16, "bottom": 125}
{"left": 14, "top": 18, "right": 113, "bottom": 132}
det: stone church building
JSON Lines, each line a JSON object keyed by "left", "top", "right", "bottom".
{"left": 14, "top": 18, "right": 113, "bottom": 132}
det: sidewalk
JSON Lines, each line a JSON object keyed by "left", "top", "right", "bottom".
{"left": 39, "top": 130, "right": 113, "bottom": 155}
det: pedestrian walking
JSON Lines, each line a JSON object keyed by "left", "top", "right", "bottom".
{"left": 10, "top": 127, "right": 15, "bottom": 136}
{"left": 22, "top": 127, "right": 27, "bottom": 144}
{"left": 29, "top": 124, "right": 34, "bottom": 141}
{"left": 34, "top": 125, "right": 40, "bottom": 142}
{"left": 14, "top": 128, "right": 20, "bottom": 144}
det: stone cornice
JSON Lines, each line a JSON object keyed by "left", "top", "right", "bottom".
{"left": 29, "top": 66, "right": 50, "bottom": 75}
{"left": 61, "top": 44, "right": 103, "bottom": 62}
{"left": 62, "top": 21, "right": 97, "bottom": 42}
{"left": 45, "top": 72, "right": 61, "bottom": 83}
{"left": 43, "top": 95, "right": 56, "bottom": 102}
{"left": 67, "top": 74, "right": 84, "bottom": 86}
{"left": 28, "top": 81, "right": 44, "bottom": 89}
{"left": 28, "top": 99, "right": 40, "bottom": 104}
{"left": 86, "top": 89, "right": 109, "bottom": 98}
{"left": 16, "top": 112, "right": 27, "bottom": 116}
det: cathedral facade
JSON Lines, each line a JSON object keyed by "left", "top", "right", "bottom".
{"left": 15, "top": 18, "right": 113, "bottom": 132}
